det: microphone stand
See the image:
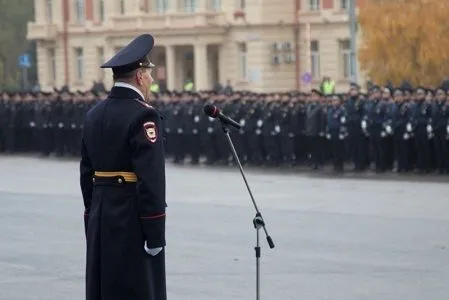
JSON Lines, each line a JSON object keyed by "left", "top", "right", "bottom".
{"left": 220, "top": 123, "right": 275, "bottom": 300}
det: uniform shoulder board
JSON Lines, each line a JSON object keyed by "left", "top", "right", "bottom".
{"left": 133, "top": 98, "right": 154, "bottom": 109}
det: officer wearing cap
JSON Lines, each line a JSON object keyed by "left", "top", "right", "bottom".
{"left": 305, "top": 89, "right": 324, "bottom": 170}
{"left": 411, "top": 86, "right": 432, "bottom": 172}
{"left": 80, "top": 34, "right": 167, "bottom": 300}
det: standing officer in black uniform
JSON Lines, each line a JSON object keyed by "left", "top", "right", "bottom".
{"left": 392, "top": 88, "right": 413, "bottom": 173}
{"left": 411, "top": 87, "right": 433, "bottom": 173}
{"left": 367, "top": 86, "right": 389, "bottom": 173}
{"left": 305, "top": 89, "right": 324, "bottom": 169}
{"left": 433, "top": 87, "right": 449, "bottom": 173}
{"left": 80, "top": 34, "right": 167, "bottom": 300}
{"left": 345, "top": 83, "right": 366, "bottom": 171}
{"left": 326, "top": 94, "right": 348, "bottom": 172}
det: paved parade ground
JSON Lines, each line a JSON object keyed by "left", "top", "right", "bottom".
{"left": 0, "top": 155, "right": 449, "bottom": 299}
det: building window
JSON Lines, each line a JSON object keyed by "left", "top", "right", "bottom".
{"left": 310, "top": 40, "right": 320, "bottom": 79}
{"left": 211, "top": 0, "right": 221, "bottom": 11}
{"left": 340, "top": 0, "right": 349, "bottom": 10}
{"left": 75, "top": 47, "right": 84, "bottom": 81}
{"left": 48, "top": 48, "right": 56, "bottom": 82}
{"left": 309, "top": 0, "right": 320, "bottom": 11}
{"left": 339, "top": 39, "right": 351, "bottom": 79}
{"left": 46, "top": 0, "right": 53, "bottom": 22}
{"left": 156, "top": 0, "right": 168, "bottom": 14}
{"left": 99, "top": 0, "right": 105, "bottom": 21}
{"left": 75, "top": 0, "right": 85, "bottom": 23}
{"left": 97, "top": 47, "right": 104, "bottom": 80}
{"left": 119, "top": 0, "right": 125, "bottom": 14}
{"left": 184, "top": 0, "right": 196, "bottom": 12}
{"left": 236, "top": 0, "right": 245, "bottom": 9}
{"left": 238, "top": 43, "right": 248, "bottom": 80}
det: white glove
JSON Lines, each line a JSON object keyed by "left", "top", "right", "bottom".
{"left": 361, "top": 120, "right": 367, "bottom": 130}
{"left": 406, "top": 123, "right": 412, "bottom": 132}
{"left": 340, "top": 116, "right": 346, "bottom": 124}
{"left": 386, "top": 125, "right": 392, "bottom": 134}
{"left": 144, "top": 242, "right": 163, "bottom": 256}
{"left": 447, "top": 125, "right": 449, "bottom": 134}
{"left": 426, "top": 124, "right": 432, "bottom": 133}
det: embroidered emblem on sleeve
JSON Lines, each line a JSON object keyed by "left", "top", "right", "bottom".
{"left": 143, "top": 121, "right": 157, "bottom": 143}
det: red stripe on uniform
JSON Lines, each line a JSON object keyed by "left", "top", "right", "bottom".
{"left": 140, "top": 213, "right": 166, "bottom": 220}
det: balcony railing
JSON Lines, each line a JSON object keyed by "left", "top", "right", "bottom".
{"left": 298, "top": 10, "right": 350, "bottom": 24}
{"left": 27, "top": 23, "right": 59, "bottom": 40}
{"left": 27, "top": 11, "right": 228, "bottom": 39}
{"left": 110, "top": 11, "right": 227, "bottom": 31}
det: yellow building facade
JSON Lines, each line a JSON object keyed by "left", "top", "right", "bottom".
{"left": 27, "top": 0, "right": 366, "bottom": 93}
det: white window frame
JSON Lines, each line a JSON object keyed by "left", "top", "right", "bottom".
{"left": 156, "top": 0, "right": 169, "bottom": 14}
{"left": 340, "top": 39, "right": 351, "bottom": 79}
{"left": 310, "top": 40, "right": 320, "bottom": 80}
{"left": 238, "top": 43, "right": 248, "bottom": 80}
{"left": 46, "top": 0, "right": 53, "bottom": 22}
{"left": 211, "top": 0, "right": 221, "bottom": 11}
{"left": 236, "top": 0, "right": 245, "bottom": 10}
{"left": 75, "top": 47, "right": 84, "bottom": 81}
{"left": 184, "top": 0, "right": 196, "bottom": 12}
{"left": 340, "top": 0, "right": 349, "bottom": 10}
{"left": 309, "top": 0, "right": 320, "bottom": 11}
{"left": 48, "top": 48, "right": 56, "bottom": 82}
{"left": 75, "top": 0, "right": 85, "bottom": 24}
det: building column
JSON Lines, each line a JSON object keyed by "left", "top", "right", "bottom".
{"left": 218, "top": 44, "right": 226, "bottom": 85}
{"left": 34, "top": 0, "right": 44, "bottom": 23}
{"left": 103, "top": 38, "right": 115, "bottom": 89}
{"left": 194, "top": 43, "right": 208, "bottom": 91}
{"left": 165, "top": 45, "right": 176, "bottom": 91}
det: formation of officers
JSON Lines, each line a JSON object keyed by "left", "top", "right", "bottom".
{"left": 1, "top": 82, "right": 449, "bottom": 174}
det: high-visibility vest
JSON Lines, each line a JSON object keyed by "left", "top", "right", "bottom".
{"left": 150, "top": 83, "right": 159, "bottom": 93}
{"left": 323, "top": 81, "right": 335, "bottom": 95}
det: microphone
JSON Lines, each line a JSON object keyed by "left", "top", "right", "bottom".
{"left": 203, "top": 104, "right": 242, "bottom": 130}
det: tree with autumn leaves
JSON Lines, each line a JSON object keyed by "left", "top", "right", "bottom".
{"left": 358, "top": 0, "right": 449, "bottom": 87}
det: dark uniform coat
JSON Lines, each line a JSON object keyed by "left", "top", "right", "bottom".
{"left": 80, "top": 86, "right": 167, "bottom": 300}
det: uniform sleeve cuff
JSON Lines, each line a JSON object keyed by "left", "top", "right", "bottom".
{"left": 140, "top": 213, "right": 166, "bottom": 247}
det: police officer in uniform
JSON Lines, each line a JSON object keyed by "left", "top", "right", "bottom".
{"left": 392, "top": 88, "right": 413, "bottom": 173}
{"left": 412, "top": 87, "right": 433, "bottom": 173}
{"left": 326, "top": 94, "right": 347, "bottom": 172}
{"left": 305, "top": 89, "right": 324, "bottom": 169}
{"left": 367, "top": 86, "right": 390, "bottom": 173}
{"left": 345, "top": 83, "right": 366, "bottom": 171}
{"left": 433, "top": 87, "right": 449, "bottom": 173}
{"left": 80, "top": 34, "right": 167, "bottom": 300}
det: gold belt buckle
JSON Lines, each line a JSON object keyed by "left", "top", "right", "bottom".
{"left": 94, "top": 171, "right": 138, "bottom": 183}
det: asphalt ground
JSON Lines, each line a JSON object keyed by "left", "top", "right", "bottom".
{"left": 0, "top": 155, "right": 448, "bottom": 300}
